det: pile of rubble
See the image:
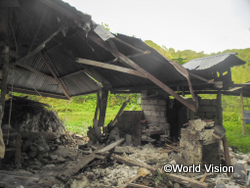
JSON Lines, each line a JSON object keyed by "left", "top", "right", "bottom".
{"left": 0, "top": 128, "right": 250, "bottom": 187}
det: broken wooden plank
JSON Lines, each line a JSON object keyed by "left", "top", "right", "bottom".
{"left": 109, "top": 99, "right": 129, "bottom": 127}
{"left": 119, "top": 168, "right": 151, "bottom": 188}
{"left": 200, "top": 172, "right": 208, "bottom": 182}
{"left": 0, "top": 170, "right": 47, "bottom": 188}
{"left": 15, "top": 134, "right": 22, "bottom": 167}
{"left": 167, "top": 174, "right": 209, "bottom": 188}
{"left": 133, "top": 120, "right": 141, "bottom": 147}
{"left": 96, "top": 138, "right": 125, "bottom": 154}
{"left": 77, "top": 58, "right": 146, "bottom": 78}
{"left": 58, "top": 138, "right": 125, "bottom": 181}
{"left": 112, "top": 154, "right": 156, "bottom": 172}
{"left": 57, "top": 153, "right": 96, "bottom": 181}
{"left": 193, "top": 173, "right": 214, "bottom": 180}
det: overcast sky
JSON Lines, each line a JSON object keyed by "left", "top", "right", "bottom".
{"left": 65, "top": 0, "right": 250, "bottom": 54}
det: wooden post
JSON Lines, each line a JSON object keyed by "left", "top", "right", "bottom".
{"left": 133, "top": 121, "right": 141, "bottom": 147}
{"left": 217, "top": 91, "right": 231, "bottom": 170}
{"left": 15, "top": 134, "right": 22, "bottom": 167}
{"left": 93, "top": 84, "right": 102, "bottom": 139}
{"left": 98, "top": 87, "right": 108, "bottom": 127}
{"left": 217, "top": 90, "right": 223, "bottom": 126}
{"left": 240, "top": 90, "right": 245, "bottom": 135}
{"left": 0, "top": 6, "right": 9, "bottom": 161}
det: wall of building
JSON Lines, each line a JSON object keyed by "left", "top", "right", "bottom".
{"left": 187, "top": 98, "right": 219, "bottom": 124}
{"left": 141, "top": 91, "right": 170, "bottom": 135}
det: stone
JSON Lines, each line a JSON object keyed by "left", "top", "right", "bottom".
{"left": 56, "top": 156, "right": 66, "bottom": 163}
{"left": 43, "top": 164, "right": 56, "bottom": 170}
{"left": 50, "top": 154, "right": 58, "bottom": 160}
{"left": 231, "top": 158, "right": 237, "bottom": 166}
{"left": 173, "top": 183, "right": 181, "bottom": 188}
{"left": 54, "top": 139, "right": 62, "bottom": 144}
{"left": 216, "top": 184, "right": 226, "bottom": 188}
{"left": 29, "top": 151, "right": 37, "bottom": 158}
{"left": 110, "top": 180, "right": 118, "bottom": 186}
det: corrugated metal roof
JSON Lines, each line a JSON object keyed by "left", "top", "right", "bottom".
{"left": 183, "top": 53, "right": 245, "bottom": 71}
{"left": 4, "top": 0, "right": 247, "bottom": 101}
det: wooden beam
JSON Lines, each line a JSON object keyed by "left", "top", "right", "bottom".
{"left": 240, "top": 89, "right": 245, "bottom": 135}
{"left": 167, "top": 174, "right": 209, "bottom": 188}
{"left": 111, "top": 154, "right": 156, "bottom": 172}
{"left": 217, "top": 91, "right": 231, "bottom": 173}
{"left": 98, "top": 87, "right": 108, "bottom": 127}
{"left": 40, "top": 52, "right": 71, "bottom": 99}
{"left": 114, "top": 37, "right": 150, "bottom": 54}
{"left": 0, "top": 7, "right": 9, "bottom": 132}
{"left": 77, "top": 58, "right": 146, "bottom": 78}
{"left": 93, "top": 84, "right": 102, "bottom": 139}
{"left": 96, "top": 138, "right": 125, "bottom": 154}
{"left": 189, "top": 72, "right": 214, "bottom": 84}
{"left": 9, "top": 87, "right": 68, "bottom": 99}
{"left": 88, "top": 34, "right": 196, "bottom": 112}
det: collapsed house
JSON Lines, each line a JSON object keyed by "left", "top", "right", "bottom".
{"left": 0, "top": 0, "right": 250, "bottom": 187}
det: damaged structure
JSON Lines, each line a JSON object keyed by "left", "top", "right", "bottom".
{"left": 0, "top": 0, "right": 250, "bottom": 187}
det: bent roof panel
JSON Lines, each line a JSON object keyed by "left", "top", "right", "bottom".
{"left": 183, "top": 53, "right": 245, "bottom": 71}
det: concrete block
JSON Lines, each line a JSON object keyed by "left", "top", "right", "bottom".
{"left": 155, "top": 106, "right": 166, "bottom": 111}
{"left": 143, "top": 110, "right": 151, "bottom": 117}
{"left": 198, "top": 106, "right": 217, "bottom": 113}
{"left": 199, "top": 99, "right": 211, "bottom": 105}
{"left": 149, "top": 99, "right": 158, "bottom": 105}
{"left": 141, "top": 90, "right": 148, "bottom": 98}
{"left": 141, "top": 99, "right": 149, "bottom": 105}
{"left": 196, "top": 112, "right": 205, "bottom": 118}
{"left": 158, "top": 117, "right": 167, "bottom": 123}
{"left": 141, "top": 105, "right": 153, "bottom": 111}
{"left": 158, "top": 100, "right": 167, "bottom": 105}
{"left": 150, "top": 111, "right": 164, "bottom": 117}
{"left": 211, "top": 99, "right": 218, "bottom": 106}
{"left": 160, "top": 123, "right": 170, "bottom": 130}
{"left": 160, "top": 111, "right": 166, "bottom": 116}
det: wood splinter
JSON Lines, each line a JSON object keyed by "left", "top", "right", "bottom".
{"left": 118, "top": 168, "right": 151, "bottom": 188}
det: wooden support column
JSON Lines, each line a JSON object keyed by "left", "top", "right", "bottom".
{"left": 0, "top": 7, "right": 9, "bottom": 124}
{"left": 240, "top": 89, "right": 245, "bottom": 135}
{"left": 0, "top": 7, "right": 9, "bottom": 160}
{"left": 133, "top": 121, "right": 141, "bottom": 147}
{"left": 98, "top": 87, "right": 108, "bottom": 127}
{"left": 93, "top": 84, "right": 102, "bottom": 139}
{"left": 217, "top": 91, "right": 231, "bottom": 170}
{"left": 217, "top": 90, "right": 223, "bottom": 126}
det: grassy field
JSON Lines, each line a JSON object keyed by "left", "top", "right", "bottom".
{"left": 37, "top": 94, "right": 141, "bottom": 134}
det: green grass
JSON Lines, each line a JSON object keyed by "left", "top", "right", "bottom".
{"left": 41, "top": 95, "right": 141, "bottom": 135}
{"left": 223, "top": 111, "right": 250, "bottom": 153}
